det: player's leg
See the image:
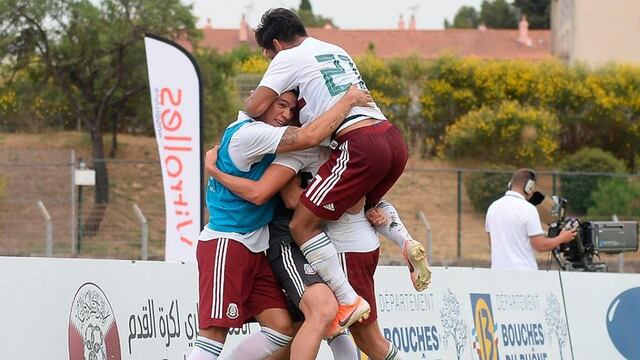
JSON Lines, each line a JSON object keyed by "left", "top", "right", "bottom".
{"left": 327, "top": 331, "right": 360, "bottom": 360}
{"left": 339, "top": 248, "right": 407, "bottom": 359}
{"left": 225, "top": 251, "right": 294, "bottom": 359}
{"left": 290, "top": 139, "right": 390, "bottom": 333}
{"left": 270, "top": 240, "right": 341, "bottom": 359}
{"left": 190, "top": 238, "right": 235, "bottom": 360}
{"left": 350, "top": 321, "right": 405, "bottom": 360}
{"left": 373, "top": 200, "right": 432, "bottom": 291}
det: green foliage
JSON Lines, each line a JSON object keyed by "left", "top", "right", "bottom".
{"left": 194, "top": 49, "right": 240, "bottom": 141}
{"left": 452, "top": 6, "right": 480, "bottom": 29}
{"left": 480, "top": 0, "right": 518, "bottom": 28}
{"left": 588, "top": 178, "right": 640, "bottom": 217}
{"left": 559, "top": 148, "right": 628, "bottom": 214}
{"left": 513, "top": 0, "right": 551, "bottom": 29}
{"left": 356, "top": 53, "right": 409, "bottom": 132}
{"left": 466, "top": 167, "right": 513, "bottom": 212}
{"left": 443, "top": 101, "right": 560, "bottom": 166}
{"left": 295, "top": 0, "right": 335, "bottom": 28}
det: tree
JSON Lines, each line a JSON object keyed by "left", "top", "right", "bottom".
{"left": 452, "top": 6, "right": 480, "bottom": 29}
{"left": 295, "top": 0, "right": 336, "bottom": 28}
{"left": 480, "top": 0, "right": 518, "bottom": 28}
{"left": 0, "top": 0, "right": 196, "bottom": 234}
{"left": 513, "top": 0, "right": 550, "bottom": 29}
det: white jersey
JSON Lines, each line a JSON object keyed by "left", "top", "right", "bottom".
{"left": 273, "top": 148, "right": 379, "bottom": 253}
{"left": 258, "top": 37, "right": 386, "bottom": 134}
{"left": 485, "top": 191, "right": 546, "bottom": 271}
{"left": 199, "top": 111, "right": 287, "bottom": 253}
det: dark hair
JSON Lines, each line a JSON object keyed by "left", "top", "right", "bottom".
{"left": 254, "top": 8, "right": 307, "bottom": 51}
{"left": 509, "top": 168, "right": 536, "bottom": 189}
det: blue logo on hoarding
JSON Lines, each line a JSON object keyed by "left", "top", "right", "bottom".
{"left": 606, "top": 287, "right": 640, "bottom": 359}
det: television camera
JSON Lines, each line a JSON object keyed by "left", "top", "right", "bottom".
{"left": 529, "top": 192, "right": 639, "bottom": 272}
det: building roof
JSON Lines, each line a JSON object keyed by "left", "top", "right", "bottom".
{"left": 186, "top": 26, "right": 551, "bottom": 60}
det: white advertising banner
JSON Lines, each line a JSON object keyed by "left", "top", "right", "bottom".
{"left": 144, "top": 34, "right": 202, "bottom": 262}
{"left": 375, "top": 267, "right": 571, "bottom": 360}
{"left": 0, "top": 257, "right": 199, "bottom": 360}
{"left": 561, "top": 271, "right": 640, "bottom": 360}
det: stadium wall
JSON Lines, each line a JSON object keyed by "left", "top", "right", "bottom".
{"left": 0, "top": 257, "right": 638, "bottom": 359}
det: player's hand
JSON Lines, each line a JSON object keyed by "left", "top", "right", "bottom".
{"left": 344, "top": 84, "right": 373, "bottom": 107}
{"left": 559, "top": 228, "right": 577, "bottom": 244}
{"left": 205, "top": 145, "right": 220, "bottom": 176}
{"left": 366, "top": 207, "right": 388, "bottom": 226}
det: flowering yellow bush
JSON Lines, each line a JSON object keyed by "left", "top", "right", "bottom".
{"left": 238, "top": 55, "right": 269, "bottom": 74}
{"left": 443, "top": 101, "right": 560, "bottom": 166}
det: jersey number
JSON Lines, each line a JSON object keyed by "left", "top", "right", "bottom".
{"left": 315, "top": 54, "right": 366, "bottom": 96}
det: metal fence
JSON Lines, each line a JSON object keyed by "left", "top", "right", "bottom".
{"left": 1, "top": 149, "right": 639, "bottom": 271}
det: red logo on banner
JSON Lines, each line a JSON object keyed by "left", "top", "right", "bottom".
{"left": 68, "top": 282, "right": 122, "bottom": 360}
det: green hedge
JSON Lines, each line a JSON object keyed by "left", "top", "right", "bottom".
{"left": 558, "top": 148, "right": 627, "bottom": 214}
{"left": 466, "top": 166, "right": 513, "bottom": 212}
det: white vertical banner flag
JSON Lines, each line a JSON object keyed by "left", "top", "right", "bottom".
{"left": 144, "top": 34, "right": 203, "bottom": 262}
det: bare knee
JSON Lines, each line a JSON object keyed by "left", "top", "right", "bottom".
{"left": 300, "top": 284, "right": 337, "bottom": 329}
{"left": 199, "top": 326, "right": 228, "bottom": 343}
{"left": 266, "top": 317, "right": 294, "bottom": 337}
{"left": 289, "top": 204, "right": 324, "bottom": 244}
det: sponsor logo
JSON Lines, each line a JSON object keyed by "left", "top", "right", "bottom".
{"left": 303, "top": 264, "right": 316, "bottom": 275}
{"left": 607, "top": 287, "right": 640, "bottom": 359}
{"left": 69, "top": 282, "right": 121, "bottom": 360}
{"left": 322, "top": 203, "right": 335, "bottom": 211}
{"left": 227, "top": 303, "right": 239, "bottom": 319}
{"left": 470, "top": 293, "right": 499, "bottom": 360}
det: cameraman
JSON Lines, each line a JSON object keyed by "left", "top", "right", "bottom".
{"left": 485, "top": 169, "right": 577, "bottom": 271}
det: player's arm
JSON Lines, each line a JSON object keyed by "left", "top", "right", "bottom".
{"left": 205, "top": 146, "right": 296, "bottom": 205}
{"left": 279, "top": 176, "right": 304, "bottom": 209}
{"left": 245, "top": 51, "right": 294, "bottom": 117}
{"left": 245, "top": 87, "right": 279, "bottom": 118}
{"left": 275, "top": 85, "right": 372, "bottom": 153}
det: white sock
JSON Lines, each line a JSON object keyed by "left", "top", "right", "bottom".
{"left": 224, "top": 327, "right": 291, "bottom": 359}
{"left": 375, "top": 200, "right": 413, "bottom": 249}
{"left": 300, "top": 232, "right": 358, "bottom": 304}
{"left": 327, "top": 331, "right": 359, "bottom": 360}
{"left": 384, "top": 341, "right": 405, "bottom": 360}
{"left": 188, "top": 336, "right": 224, "bottom": 360}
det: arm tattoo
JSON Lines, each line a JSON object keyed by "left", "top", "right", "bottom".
{"left": 328, "top": 106, "right": 351, "bottom": 132}
{"left": 280, "top": 127, "right": 299, "bottom": 146}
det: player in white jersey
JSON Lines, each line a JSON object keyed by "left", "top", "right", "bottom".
{"left": 245, "top": 8, "right": 430, "bottom": 337}
{"left": 206, "top": 145, "right": 419, "bottom": 359}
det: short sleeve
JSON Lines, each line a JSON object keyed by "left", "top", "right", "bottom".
{"left": 272, "top": 152, "right": 305, "bottom": 173}
{"left": 258, "top": 51, "right": 297, "bottom": 95}
{"left": 229, "top": 122, "right": 287, "bottom": 171}
{"left": 525, "top": 205, "right": 545, "bottom": 237}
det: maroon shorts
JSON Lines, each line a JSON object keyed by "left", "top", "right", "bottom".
{"left": 197, "top": 238, "right": 288, "bottom": 329}
{"left": 301, "top": 121, "right": 408, "bottom": 220}
{"left": 338, "top": 248, "right": 380, "bottom": 327}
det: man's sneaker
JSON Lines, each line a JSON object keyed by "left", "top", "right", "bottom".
{"left": 325, "top": 296, "right": 371, "bottom": 338}
{"left": 403, "top": 239, "right": 432, "bottom": 292}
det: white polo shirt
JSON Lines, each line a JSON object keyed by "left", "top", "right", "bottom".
{"left": 485, "top": 191, "right": 546, "bottom": 271}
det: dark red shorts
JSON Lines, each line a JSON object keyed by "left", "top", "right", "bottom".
{"left": 197, "top": 238, "right": 288, "bottom": 329}
{"left": 301, "top": 121, "right": 408, "bottom": 220}
{"left": 338, "top": 249, "right": 380, "bottom": 327}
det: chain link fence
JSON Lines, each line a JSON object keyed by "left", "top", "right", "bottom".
{"left": 1, "top": 149, "right": 639, "bottom": 271}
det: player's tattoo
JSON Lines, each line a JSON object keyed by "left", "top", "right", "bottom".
{"left": 280, "top": 127, "right": 299, "bottom": 146}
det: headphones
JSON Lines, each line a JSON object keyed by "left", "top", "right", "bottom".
{"left": 508, "top": 169, "right": 536, "bottom": 195}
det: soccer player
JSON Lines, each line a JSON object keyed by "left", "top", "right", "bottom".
{"left": 245, "top": 8, "right": 429, "bottom": 334}
{"left": 189, "top": 86, "right": 371, "bottom": 360}
{"left": 205, "top": 145, "right": 421, "bottom": 359}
